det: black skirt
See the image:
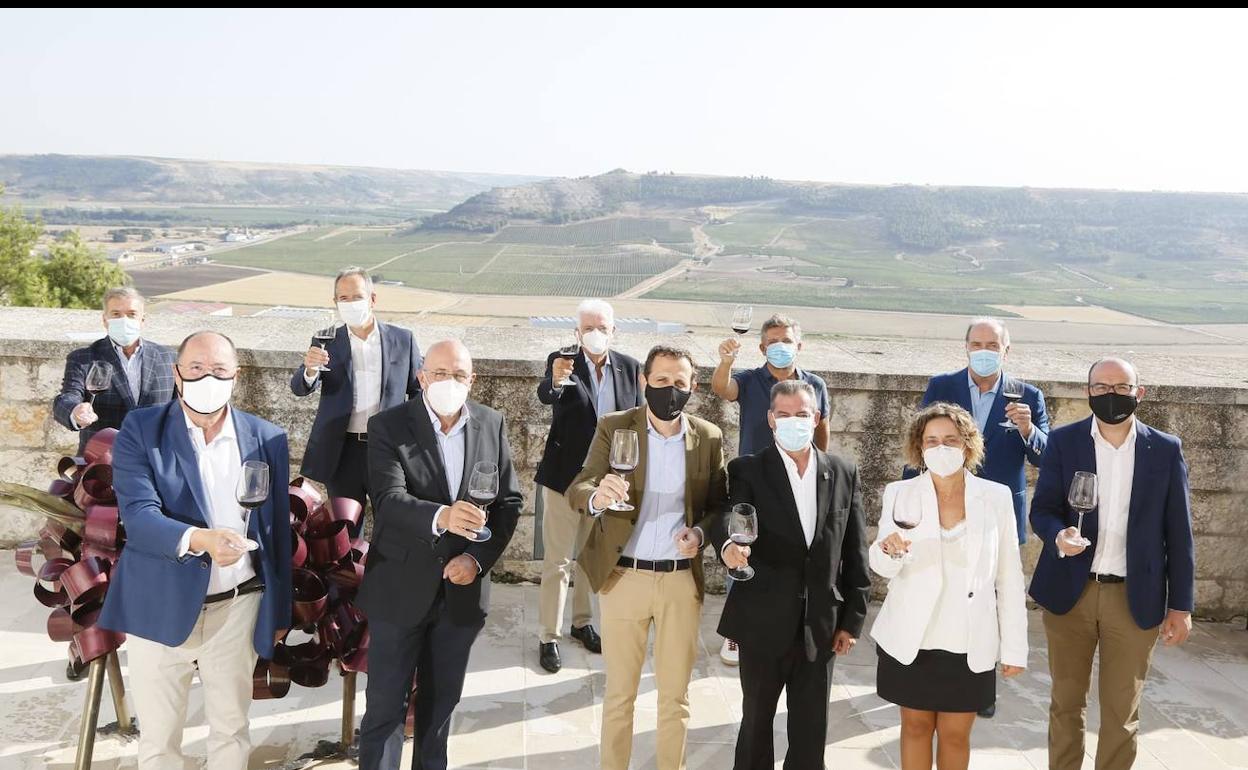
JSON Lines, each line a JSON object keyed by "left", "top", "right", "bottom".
{"left": 876, "top": 644, "right": 995, "bottom": 713}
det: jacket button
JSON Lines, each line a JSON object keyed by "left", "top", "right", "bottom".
{"left": 630, "top": 519, "right": 637, "bottom": 525}
{"left": 201, "top": 562, "right": 208, "bottom": 569}
{"left": 616, "top": 546, "right": 623, "bottom": 554}
{"left": 968, "top": 591, "right": 974, "bottom": 598}
{"left": 437, "top": 557, "right": 445, "bottom": 565}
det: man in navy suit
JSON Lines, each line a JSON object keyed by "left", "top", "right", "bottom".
{"left": 100, "top": 331, "right": 292, "bottom": 770}
{"left": 291, "top": 267, "right": 421, "bottom": 533}
{"left": 52, "top": 286, "right": 177, "bottom": 454}
{"left": 1029, "top": 357, "right": 1194, "bottom": 770}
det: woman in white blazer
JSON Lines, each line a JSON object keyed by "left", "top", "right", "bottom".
{"left": 869, "top": 402, "right": 1028, "bottom": 770}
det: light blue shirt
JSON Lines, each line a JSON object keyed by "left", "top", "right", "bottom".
{"left": 586, "top": 355, "right": 617, "bottom": 416}
{"left": 112, "top": 340, "right": 142, "bottom": 402}
{"left": 966, "top": 370, "right": 1041, "bottom": 448}
{"left": 622, "top": 416, "right": 688, "bottom": 561}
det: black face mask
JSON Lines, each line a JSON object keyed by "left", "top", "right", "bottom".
{"left": 645, "top": 384, "right": 692, "bottom": 421}
{"left": 1089, "top": 392, "right": 1138, "bottom": 425}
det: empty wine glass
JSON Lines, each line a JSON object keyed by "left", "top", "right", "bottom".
{"left": 234, "top": 460, "right": 268, "bottom": 552}
{"left": 1065, "top": 471, "right": 1096, "bottom": 548}
{"left": 465, "top": 461, "right": 498, "bottom": 542}
{"left": 727, "top": 503, "right": 758, "bottom": 581}
{"left": 999, "top": 377, "right": 1026, "bottom": 431}
{"left": 606, "top": 429, "right": 639, "bottom": 512}
{"left": 85, "top": 361, "right": 113, "bottom": 403}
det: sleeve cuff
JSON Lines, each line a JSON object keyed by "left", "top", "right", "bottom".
{"left": 467, "top": 555, "right": 482, "bottom": 574}
{"left": 588, "top": 492, "right": 605, "bottom": 517}
{"left": 303, "top": 369, "right": 318, "bottom": 386}
{"left": 178, "top": 527, "right": 205, "bottom": 558}
{"left": 432, "top": 505, "right": 447, "bottom": 537}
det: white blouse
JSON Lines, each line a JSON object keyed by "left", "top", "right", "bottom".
{"left": 919, "top": 521, "right": 970, "bottom": 654}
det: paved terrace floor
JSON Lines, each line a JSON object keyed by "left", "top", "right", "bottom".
{"left": 2, "top": 562, "right": 1246, "bottom": 770}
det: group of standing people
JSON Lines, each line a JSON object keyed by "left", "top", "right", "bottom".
{"left": 51, "top": 272, "right": 1195, "bottom": 770}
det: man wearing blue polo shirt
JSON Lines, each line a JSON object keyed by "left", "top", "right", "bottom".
{"left": 711, "top": 312, "right": 831, "bottom": 664}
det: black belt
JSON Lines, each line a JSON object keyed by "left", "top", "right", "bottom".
{"left": 617, "top": 556, "right": 691, "bottom": 572}
{"left": 1089, "top": 573, "right": 1125, "bottom": 584}
{"left": 346, "top": 432, "right": 367, "bottom": 442}
{"left": 205, "top": 576, "right": 265, "bottom": 604}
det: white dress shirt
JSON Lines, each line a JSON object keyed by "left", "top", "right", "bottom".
{"left": 176, "top": 407, "right": 256, "bottom": 593}
{"left": 1090, "top": 418, "right": 1137, "bottom": 576}
{"left": 347, "top": 325, "right": 383, "bottom": 433}
{"left": 777, "top": 443, "right": 817, "bottom": 547}
{"left": 113, "top": 340, "right": 143, "bottom": 402}
{"left": 621, "top": 416, "right": 688, "bottom": 561}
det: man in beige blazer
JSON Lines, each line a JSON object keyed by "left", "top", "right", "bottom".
{"left": 567, "top": 344, "right": 728, "bottom": 770}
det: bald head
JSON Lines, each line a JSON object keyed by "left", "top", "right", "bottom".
{"left": 1087, "top": 357, "right": 1138, "bottom": 387}
{"left": 177, "top": 331, "right": 237, "bottom": 367}
{"left": 424, "top": 339, "right": 472, "bottom": 374}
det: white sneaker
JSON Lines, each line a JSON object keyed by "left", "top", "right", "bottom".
{"left": 720, "top": 638, "right": 739, "bottom": 666}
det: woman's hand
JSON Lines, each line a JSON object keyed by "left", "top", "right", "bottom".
{"left": 878, "top": 532, "right": 911, "bottom": 557}
{"left": 1000, "top": 664, "right": 1025, "bottom": 679}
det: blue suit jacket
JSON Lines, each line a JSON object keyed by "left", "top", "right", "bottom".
{"left": 1028, "top": 417, "right": 1195, "bottom": 630}
{"left": 52, "top": 337, "right": 177, "bottom": 454}
{"left": 909, "top": 368, "right": 1049, "bottom": 544}
{"left": 290, "top": 322, "right": 422, "bottom": 482}
{"left": 99, "top": 401, "right": 293, "bottom": 658}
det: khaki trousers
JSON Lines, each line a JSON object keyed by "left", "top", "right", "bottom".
{"left": 1043, "top": 580, "right": 1159, "bottom": 770}
{"left": 126, "top": 592, "right": 261, "bottom": 770}
{"left": 599, "top": 566, "right": 701, "bottom": 770}
{"left": 538, "top": 486, "right": 595, "bottom": 643}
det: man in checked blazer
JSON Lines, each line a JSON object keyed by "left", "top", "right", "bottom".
{"left": 52, "top": 286, "right": 177, "bottom": 454}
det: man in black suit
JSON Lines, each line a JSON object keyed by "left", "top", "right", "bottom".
{"left": 534, "top": 298, "right": 643, "bottom": 672}
{"left": 356, "top": 339, "right": 522, "bottom": 770}
{"left": 53, "top": 286, "right": 177, "bottom": 454}
{"left": 713, "top": 380, "right": 871, "bottom": 770}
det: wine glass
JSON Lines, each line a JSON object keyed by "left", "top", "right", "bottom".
{"left": 999, "top": 377, "right": 1025, "bottom": 431}
{"left": 554, "top": 340, "right": 580, "bottom": 394}
{"left": 1065, "top": 471, "right": 1096, "bottom": 548}
{"left": 730, "top": 304, "right": 753, "bottom": 337}
{"left": 465, "top": 461, "right": 498, "bottom": 542}
{"left": 234, "top": 460, "right": 268, "bottom": 552}
{"left": 311, "top": 311, "right": 338, "bottom": 372}
{"left": 888, "top": 493, "right": 921, "bottom": 560}
{"left": 606, "top": 429, "right": 639, "bottom": 512}
{"left": 85, "top": 361, "right": 114, "bottom": 403}
{"left": 726, "top": 503, "right": 758, "bottom": 581}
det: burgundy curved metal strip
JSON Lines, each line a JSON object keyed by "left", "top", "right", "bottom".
{"left": 291, "top": 530, "right": 308, "bottom": 569}
{"left": 326, "top": 557, "right": 365, "bottom": 592}
{"left": 291, "top": 569, "right": 328, "bottom": 626}
{"left": 83, "top": 505, "right": 121, "bottom": 549}
{"left": 82, "top": 428, "right": 118, "bottom": 466}
{"left": 328, "top": 497, "right": 363, "bottom": 529}
{"left": 61, "top": 557, "right": 110, "bottom": 605}
{"left": 338, "top": 626, "right": 370, "bottom": 673}
{"left": 14, "top": 542, "right": 37, "bottom": 577}
{"left": 74, "top": 463, "right": 116, "bottom": 508}
{"left": 289, "top": 487, "right": 320, "bottom": 526}
{"left": 306, "top": 520, "right": 352, "bottom": 566}
{"left": 40, "top": 521, "right": 81, "bottom": 552}
{"left": 70, "top": 600, "right": 103, "bottom": 627}
{"left": 81, "top": 543, "right": 119, "bottom": 564}
{"left": 252, "top": 658, "right": 292, "bottom": 700}
{"left": 34, "top": 558, "right": 73, "bottom": 608}
{"left": 56, "top": 457, "right": 87, "bottom": 483}
{"left": 47, "top": 608, "right": 77, "bottom": 642}
{"left": 73, "top": 625, "right": 124, "bottom": 663}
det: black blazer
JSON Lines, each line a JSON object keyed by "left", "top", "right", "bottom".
{"left": 712, "top": 445, "right": 871, "bottom": 656}
{"left": 534, "top": 349, "right": 643, "bottom": 494}
{"left": 357, "top": 398, "right": 523, "bottom": 627}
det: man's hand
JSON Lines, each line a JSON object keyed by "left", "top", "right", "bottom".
{"left": 591, "top": 474, "right": 630, "bottom": 511}
{"left": 552, "top": 357, "right": 575, "bottom": 387}
{"left": 437, "top": 502, "right": 488, "bottom": 539}
{"left": 832, "top": 630, "right": 857, "bottom": 656}
{"left": 72, "top": 402, "right": 98, "bottom": 428}
{"left": 1001, "top": 664, "right": 1025, "bottom": 678}
{"left": 723, "top": 542, "right": 751, "bottom": 569}
{"left": 303, "top": 346, "right": 329, "bottom": 372}
{"left": 443, "top": 554, "right": 479, "bottom": 585}
{"left": 1056, "top": 527, "right": 1087, "bottom": 557}
{"left": 1005, "top": 401, "right": 1033, "bottom": 439}
{"left": 189, "top": 528, "right": 250, "bottom": 566}
{"left": 718, "top": 338, "right": 741, "bottom": 363}
{"left": 1160, "top": 610, "right": 1192, "bottom": 646}
{"left": 673, "top": 527, "right": 703, "bottom": 558}
{"left": 878, "top": 532, "right": 911, "bottom": 557}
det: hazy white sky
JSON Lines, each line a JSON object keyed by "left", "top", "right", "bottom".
{"left": 4, "top": 8, "right": 1247, "bottom": 192}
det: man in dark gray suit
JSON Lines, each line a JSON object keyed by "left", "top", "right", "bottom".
{"left": 356, "top": 339, "right": 522, "bottom": 770}
{"left": 291, "top": 266, "right": 422, "bottom": 532}
{"left": 53, "top": 286, "right": 177, "bottom": 454}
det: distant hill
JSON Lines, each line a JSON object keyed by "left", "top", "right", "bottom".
{"left": 0, "top": 154, "right": 542, "bottom": 211}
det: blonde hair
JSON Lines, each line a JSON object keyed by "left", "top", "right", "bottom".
{"left": 902, "top": 402, "right": 985, "bottom": 472}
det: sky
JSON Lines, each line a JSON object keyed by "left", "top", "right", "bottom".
{"left": 3, "top": 8, "right": 1247, "bottom": 192}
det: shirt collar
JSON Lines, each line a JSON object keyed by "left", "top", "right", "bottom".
{"left": 424, "top": 397, "right": 470, "bottom": 437}
{"left": 182, "top": 405, "right": 236, "bottom": 446}
{"left": 1090, "top": 416, "right": 1137, "bottom": 451}
{"left": 967, "top": 369, "right": 1001, "bottom": 395}
{"left": 646, "top": 412, "right": 687, "bottom": 443}
{"left": 112, "top": 339, "right": 142, "bottom": 361}
{"left": 776, "top": 443, "right": 814, "bottom": 478}
{"left": 349, "top": 324, "right": 380, "bottom": 344}
{"left": 760, "top": 364, "right": 804, "bottom": 384}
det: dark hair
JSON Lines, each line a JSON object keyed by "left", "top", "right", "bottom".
{"left": 643, "top": 344, "right": 696, "bottom": 376}
{"left": 177, "top": 330, "right": 238, "bottom": 360}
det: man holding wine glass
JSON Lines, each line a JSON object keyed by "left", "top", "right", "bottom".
{"left": 712, "top": 380, "right": 871, "bottom": 770}
{"left": 1029, "top": 357, "right": 1194, "bottom": 770}
{"left": 290, "top": 267, "right": 422, "bottom": 535}
{"left": 98, "top": 330, "right": 292, "bottom": 770}
{"left": 566, "top": 344, "right": 728, "bottom": 770}
{"left": 534, "top": 299, "right": 643, "bottom": 673}
{"left": 53, "top": 286, "right": 176, "bottom": 454}
{"left": 356, "top": 339, "right": 522, "bottom": 770}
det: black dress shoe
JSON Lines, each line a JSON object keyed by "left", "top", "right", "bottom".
{"left": 978, "top": 702, "right": 996, "bottom": 718}
{"left": 570, "top": 624, "right": 602, "bottom": 654}
{"left": 539, "top": 642, "right": 562, "bottom": 673}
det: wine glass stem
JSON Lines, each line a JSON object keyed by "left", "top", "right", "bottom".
{"left": 1076, "top": 512, "right": 1084, "bottom": 538}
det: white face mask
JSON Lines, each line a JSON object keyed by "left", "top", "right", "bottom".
{"left": 337, "top": 299, "right": 372, "bottom": 328}
{"left": 107, "top": 317, "right": 142, "bottom": 347}
{"left": 774, "top": 416, "right": 815, "bottom": 452}
{"left": 581, "top": 329, "right": 609, "bottom": 356}
{"left": 425, "top": 379, "right": 470, "bottom": 417}
{"left": 923, "top": 445, "right": 966, "bottom": 477}
{"left": 179, "top": 374, "right": 235, "bottom": 415}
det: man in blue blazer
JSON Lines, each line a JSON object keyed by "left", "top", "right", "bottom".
{"left": 912, "top": 317, "right": 1049, "bottom": 545}
{"left": 1029, "top": 357, "right": 1194, "bottom": 770}
{"left": 52, "top": 286, "right": 177, "bottom": 454}
{"left": 100, "top": 331, "right": 292, "bottom": 770}
{"left": 291, "top": 267, "right": 421, "bottom": 532}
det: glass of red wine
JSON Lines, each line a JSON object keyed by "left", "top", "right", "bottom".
{"left": 554, "top": 341, "right": 580, "bottom": 394}
{"left": 606, "top": 429, "right": 639, "bottom": 512}
{"left": 889, "top": 494, "right": 920, "bottom": 560}
{"left": 466, "top": 461, "right": 498, "bottom": 542}
{"left": 999, "top": 377, "right": 1025, "bottom": 431}
{"left": 726, "top": 503, "right": 758, "bottom": 581}
{"left": 731, "top": 304, "right": 753, "bottom": 336}
{"left": 234, "top": 460, "right": 268, "bottom": 551}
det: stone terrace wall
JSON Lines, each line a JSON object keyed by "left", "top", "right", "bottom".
{"left": 2, "top": 309, "right": 1245, "bottom": 619}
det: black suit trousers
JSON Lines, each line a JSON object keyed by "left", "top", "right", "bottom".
{"left": 327, "top": 434, "right": 370, "bottom": 537}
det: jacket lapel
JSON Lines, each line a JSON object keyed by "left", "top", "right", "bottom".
{"left": 630, "top": 407, "right": 649, "bottom": 512}
{"left": 411, "top": 400, "right": 453, "bottom": 503}
{"left": 163, "top": 402, "right": 210, "bottom": 524}
{"left": 953, "top": 368, "right": 975, "bottom": 413}
{"left": 103, "top": 340, "right": 138, "bottom": 409}
{"left": 137, "top": 343, "right": 160, "bottom": 404}
{"left": 980, "top": 376, "right": 1006, "bottom": 445}
{"left": 811, "top": 450, "right": 833, "bottom": 548}
{"left": 377, "top": 321, "right": 392, "bottom": 402}
{"left": 337, "top": 325, "right": 356, "bottom": 402}
{"left": 231, "top": 409, "right": 264, "bottom": 538}
{"left": 1075, "top": 417, "right": 1100, "bottom": 538}
{"left": 456, "top": 404, "right": 483, "bottom": 501}
{"left": 762, "top": 446, "right": 806, "bottom": 547}
{"left": 1126, "top": 421, "right": 1152, "bottom": 542}
{"left": 610, "top": 351, "right": 630, "bottom": 412}
{"left": 964, "top": 474, "right": 987, "bottom": 579}
{"left": 683, "top": 415, "right": 700, "bottom": 525}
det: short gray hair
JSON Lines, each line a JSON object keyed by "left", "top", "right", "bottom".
{"left": 334, "top": 266, "right": 374, "bottom": 296}
{"left": 101, "top": 286, "right": 144, "bottom": 312}
{"left": 965, "top": 316, "right": 1010, "bottom": 347}
{"left": 760, "top": 313, "right": 801, "bottom": 342}
{"left": 576, "top": 298, "right": 615, "bottom": 327}
{"left": 770, "top": 379, "right": 816, "bottom": 409}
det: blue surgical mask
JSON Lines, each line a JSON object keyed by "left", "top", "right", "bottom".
{"left": 107, "top": 317, "right": 141, "bottom": 347}
{"left": 968, "top": 350, "right": 1001, "bottom": 377}
{"left": 774, "top": 416, "right": 815, "bottom": 452}
{"left": 765, "top": 342, "right": 797, "bottom": 368}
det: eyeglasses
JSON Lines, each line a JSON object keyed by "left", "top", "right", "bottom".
{"left": 1089, "top": 383, "right": 1137, "bottom": 396}
{"left": 424, "top": 369, "right": 471, "bottom": 385}
{"left": 179, "top": 364, "right": 236, "bottom": 379}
